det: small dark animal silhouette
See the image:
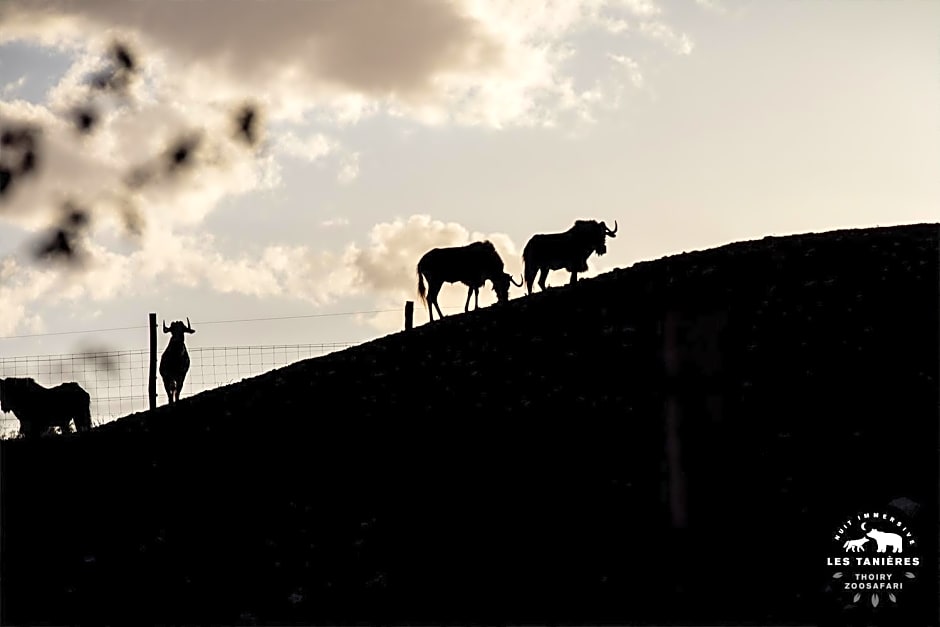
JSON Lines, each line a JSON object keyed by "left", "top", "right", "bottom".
{"left": 160, "top": 317, "right": 195, "bottom": 405}
{"left": 522, "top": 219, "right": 618, "bottom": 294}
{"left": 417, "top": 241, "right": 523, "bottom": 322}
{"left": 0, "top": 377, "right": 92, "bottom": 439}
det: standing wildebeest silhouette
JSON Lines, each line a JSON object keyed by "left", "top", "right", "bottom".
{"left": 522, "top": 219, "right": 618, "bottom": 294}
{"left": 417, "top": 240, "right": 523, "bottom": 322}
{"left": 160, "top": 317, "right": 195, "bottom": 405}
{"left": 0, "top": 377, "right": 92, "bottom": 438}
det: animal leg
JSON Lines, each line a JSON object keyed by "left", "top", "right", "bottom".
{"left": 465, "top": 287, "right": 473, "bottom": 312}
{"left": 164, "top": 379, "right": 175, "bottom": 405}
{"left": 177, "top": 374, "right": 187, "bottom": 403}
{"left": 524, "top": 265, "right": 538, "bottom": 295}
{"left": 537, "top": 269, "right": 548, "bottom": 292}
{"left": 474, "top": 287, "right": 480, "bottom": 310}
{"left": 569, "top": 271, "right": 578, "bottom": 285}
{"left": 428, "top": 282, "right": 444, "bottom": 321}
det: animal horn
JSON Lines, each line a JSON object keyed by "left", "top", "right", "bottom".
{"left": 162, "top": 320, "right": 169, "bottom": 333}
{"left": 605, "top": 220, "right": 618, "bottom": 237}
{"left": 510, "top": 273, "right": 524, "bottom": 287}
{"left": 185, "top": 317, "right": 195, "bottom": 333}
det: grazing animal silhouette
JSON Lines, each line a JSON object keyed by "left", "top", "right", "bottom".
{"left": 0, "top": 377, "right": 92, "bottom": 438}
{"left": 160, "top": 317, "right": 195, "bottom": 405}
{"left": 522, "top": 219, "right": 618, "bottom": 294}
{"left": 417, "top": 240, "right": 523, "bottom": 322}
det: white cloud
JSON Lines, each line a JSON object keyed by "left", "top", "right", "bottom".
{"left": 0, "top": 0, "right": 695, "bottom": 129}
{"left": 639, "top": 20, "right": 694, "bottom": 55}
{"left": 337, "top": 152, "right": 360, "bottom": 184}
{"left": 608, "top": 53, "right": 645, "bottom": 88}
{"left": 273, "top": 131, "right": 337, "bottom": 163}
{"left": 2, "top": 76, "right": 26, "bottom": 98}
{"left": 0, "top": 258, "right": 53, "bottom": 336}
{"left": 694, "top": 0, "right": 728, "bottom": 14}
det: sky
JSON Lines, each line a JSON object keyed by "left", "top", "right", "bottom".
{"left": 1, "top": 0, "right": 938, "bottom": 364}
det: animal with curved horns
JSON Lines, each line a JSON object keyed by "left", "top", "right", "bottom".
{"left": 160, "top": 317, "right": 195, "bottom": 405}
{"left": 522, "top": 219, "right": 618, "bottom": 294}
{"left": 0, "top": 377, "right": 92, "bottom": 438}
{"left": 417, "top": 240, "right": 523, "bottom": 322}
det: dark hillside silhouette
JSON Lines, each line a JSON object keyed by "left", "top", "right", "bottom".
{"left": 1, "top": 223, "right": 938, "bottom": 626}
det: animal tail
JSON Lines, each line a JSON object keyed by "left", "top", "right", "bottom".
{"left": 417, "top": 264, "right": 427, "bottom": 309}
{"left": 521, "top": 240, "right": 534, "bottom": 293}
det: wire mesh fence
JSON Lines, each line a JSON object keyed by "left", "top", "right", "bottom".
{"left": 0, "top": 342, "right": 357, "bottom": 436}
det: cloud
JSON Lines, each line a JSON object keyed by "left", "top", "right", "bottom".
{"left": 0, "top": 1, "right": 687, "bottom": 337}
{"left": 638, "top": 20, "right": 694, "bottom": 55}
{"left": 2, "top": 76, "right": 26, "bottom": 98}
{"left": 273, "top": 131, "right": 337, "bottom": 163}
{"left": 0, "top": 258, "right": 53, "bottom": 337}
{"left": 608, "top": 54, "right": 645, "bottom": 88}
{"left": 694, "top": 0, "right": 728, "bottom": 14}
{"left": 0, "top": 0, "right": 697, "bottom": 245}
{"left": 337, "top": 153, "right": 360, "bottom": 184}
{"left": 0, "top": 0, "right": 695, "bottom": 129}
{"left": 0, "top": 78, "right": 280, "bottom": 248}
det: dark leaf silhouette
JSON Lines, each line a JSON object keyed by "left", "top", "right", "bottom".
{"left": 165, "top": 134, "right": 202, "bottom": 174}
{"left": 72, "top": 106, "right": 99, "bottom": 134}
{"left": 32, "top": 203, "right": 92, "bottom": 265}
{"left": 0, "top": 124, "right": 41, "bottom": 197}
{"left": 87, "top": 40, "right": 139, "bottom": 94}
{"left": 234, "top": 103, "right": 262, "bottom": 146}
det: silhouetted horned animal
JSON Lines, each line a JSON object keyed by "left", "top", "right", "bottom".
{"left": 417, "top": 240, "right": 523, "bottom": 322}
{"left": 522, "top": 219, "right": 618, "bottom": 294}
{"left": 0, "top": 377, "right": 92, "bottom": 439}
{"left": 160, "top": 317, "right": 195, "bottom": 405}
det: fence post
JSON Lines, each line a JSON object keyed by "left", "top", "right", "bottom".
{"left": 405, "top": 301, "right": 414, "bottom": 330}
{"left": 148, "top": 313, "right": 157, "bottom": 411}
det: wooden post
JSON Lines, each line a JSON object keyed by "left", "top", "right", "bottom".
{"left": 148, "top": 313, "right": 157, "bottom": 411}
{"left": 405, "top": 301, "right": 414, "bottom": 330}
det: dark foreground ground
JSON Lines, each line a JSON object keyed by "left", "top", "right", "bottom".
{"left": 2, "top": 223, "right": 938, "bottom": 626}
